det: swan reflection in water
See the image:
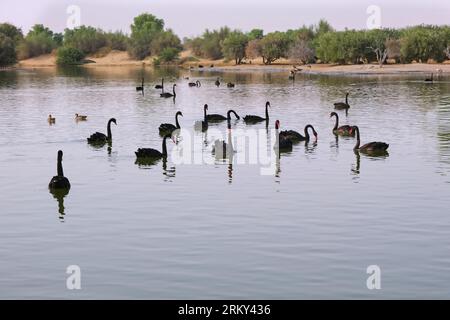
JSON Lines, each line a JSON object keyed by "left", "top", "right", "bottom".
{"left": 49, "top": 188, "right": 69, "bottom": 221}
{"left": 352, "top": 149, "right": 389, "bottom": 181}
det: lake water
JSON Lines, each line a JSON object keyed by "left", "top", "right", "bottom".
{"left": 0, "top": 66, "right": 449, "bottom": 299}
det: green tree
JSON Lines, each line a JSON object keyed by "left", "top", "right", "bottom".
{"left": 247, "top": 29, "right": 264, "bottom": 40}
{"left": 0, "top": 23, "right": 23, "bottom": 43}
{"left": 260, "top": 32, "right": 290, "bottom": 64}
{"left": 64, "top": 26, "right": 107, "bottom": 54}
{"left": 222, "top": 31, "right": 248, "bottom": 64}
{"left": 56, "top": 47, "right": 85, "bottom": 65}
{"left": 18, "top": 24, "right": 58, "bottom": 59}
{"left": 128, "top": 13, "right": 165, "bottom": 59}
{"left": 0, "top": 33, "right": 17, "bottom": 66}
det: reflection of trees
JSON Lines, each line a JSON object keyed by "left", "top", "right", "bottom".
{"left": 438, "top": 86, "right": 450, "bottom": 170}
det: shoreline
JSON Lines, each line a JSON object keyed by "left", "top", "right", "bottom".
{"left": 7, "top": 50, "right": 450, "bottom": 76}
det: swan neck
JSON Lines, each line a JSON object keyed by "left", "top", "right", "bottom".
{"left": 57, "top": 158, "right": 64, "bottom": 177}
{"left": 162, "top": 136, "right": 168, "bottom": 157}
{"left": 265, "top": 104, "right": 269, "bottom": 120}
{"left": 107, "top": 120, "right": 112, "bottom": 140}
{"left": 304, "top": 126, "right": 310, "bottom": 141}
{"left": 175, "top": 113, "right": 180, "bottom": 128}
{"left": 333, "top": 113, "right": 339, "bottom": 130}
{"left": 354, "top": 127, "right": 360, "bottom": 150}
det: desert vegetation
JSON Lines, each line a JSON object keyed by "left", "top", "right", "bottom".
{"left": 1, "top": 14, "right": 449, "bottom": 67}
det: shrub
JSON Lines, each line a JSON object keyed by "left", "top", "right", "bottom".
{"left": 105, "top": 31, "right": 128, "bottom": 51}
{"left": 222, "top": 31, "right": 248, "bottom": 64}
{"left": 56, "top": 47, "right": 85, "bottom": 65}
{"left": 0, "top": 23, "right": 23, "bottom": 44}
{"left": 0, "top": 33, "right": 17, "bottom": 66}
{"left": 64, "top": 26, "right": 107, "bottom": 54}
{"left": 158, "top": 47, "right": 180, "bottom": 63}
{"left": 260, "top": 32, "right": 290, "bottom": 64}
{"left": 17, "top": 24, "right": 59, "bottom": 59}
{"left": 128, "top": 13, "right": 164, "bottom": 59}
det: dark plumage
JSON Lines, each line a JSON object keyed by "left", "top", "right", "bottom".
{"left": 136, "top": 77, "right": 144, "bottom": 93}
{"left": 135, "top": 134, "right": 172, "bottom": 160}
{"left": 353, "top": 126, "right": 389, "bottom": 154}
{"left": 155, "top": 78, "right": 164, "bottom": 90}
{"left": 87, "top": 118, "right": 117, "bottom": 144}
{"left": 215, "top": 78, "right": 220, "bottom": 87}
{"left": 159, "top": 111, "right": 182, "bottom": 136}
{"left": 227, "top": 82, "right": 235, "bottom": 88}
{"left": 425, "top": 73, "right": 433, "bottom": 82}
{"left": 334, "top": 92, "right": 350, "bottom": 110}
{"left": 188, "top": 80, "right": 201, "bottom": 87}
{"left": 243, "top": 101, "right": 270, "bottom": 125}
{"left": 274, "top": 120, "right": 293, "bottom": 152}
{"left": 160, "top": 84, "right": 176, "bottom": 98}
{"left": 330, "top": 112, "right": 354, "bottom": 136}
{"left": 280, "top": 124, "right": 318, "bottom": 142}
{"left": 49, "top": 150, "right": 71, "bottom": 190}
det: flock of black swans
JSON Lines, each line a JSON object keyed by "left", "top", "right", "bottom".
{"left": 48, "top": 76, "right": 390, "bottom": 193}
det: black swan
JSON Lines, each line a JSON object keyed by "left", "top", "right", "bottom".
{"left": 201, "top": 104, "right": 208, "bottom": 131}
{"left": 280, "top": 124, "right": 318, "bottom": 142}
{"left": 274, "top": 120, "right": 293, "bottom": 152}
{"left": 227, "top": 82, "right": 235, "bottom": 88}
{"left": 244, "top": 101, "right": 270, "bottom": 125}
{"left": 160, "top": 84, "right": 176, "bottom": 98}
{"left": 75, "top": 113, "right": 87, "bottom": 121}
{"left": 48, "top": 115, "right": 55, "bottom": 124}
{"left": 330, "top": 112, "right": 354, "bottom": 136}
{"left": 136, "top": 77, "right": 144, "bottom": 92}
{"left": 425, "top": 73, "right": 433, "bottom": 82}
{"left": 334, "top": 92, "right": 350, "bottom": 110}
{"left": 288, "top": 70, "right": 295, "bottom": 80}
{"left": 188, "top": 80, "right": 201, "bottom": 87}
{"left": 159, "top": 111, "right": 182, "bottom": 136}
{"left": 353, "top": 126, "right": 389, "bottom": 153}
{"left": 49, "top": 150, "right": 71, "bottom": 189}
{"left": 215, "top": 78, "right": 220, "bottom": 87}
{"left": 155, "top": 78, "right": 164, "bottom": 90}
{"left": 87, "top": 118, "right": 116, "bottom": 144}
{"left": 135, "top": 134, "right": 173, "bottom": 160}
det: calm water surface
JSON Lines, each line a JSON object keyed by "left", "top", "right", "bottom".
{"left": 0, "top": 67, "right": 449, "bottom": 299}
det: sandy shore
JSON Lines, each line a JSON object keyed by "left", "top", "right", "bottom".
{"left": 14, "top": 50, "right": 450, "bottom": 75}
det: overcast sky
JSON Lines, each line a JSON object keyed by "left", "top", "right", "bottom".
{"left": 0, "top": 0, "right": 449, "bottom": 38}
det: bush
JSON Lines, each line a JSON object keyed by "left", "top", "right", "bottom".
{"left": 64, "top": 26, "right": 107, "bottom": 54}
{"left": 260, "top": 32, "right": 290, "bottom": 64}
{"left": 0, "top": 33, "right": 17, "bottom": 66}
{"left": 105, "top": 31, "right": 128, "bottom": 51}
{"left": 0, "top": 23, "right": 23, "bottom": 44}
{"left": 56, "top": 47, "right": 85, "bottom": 65}
{"left": 17, "top": 24, "right": 59, "bottom": 59}
{"left": 128, "top": 13, "right": 164, "bottom": 59}
{"left": 400, "top": 26, "right": 449, "bottom": 63}
{"left": 158, "top": 47, "right": 180, "bottom": 63}
{"left": 222, "top": 31, "right": 248, "bottom": 64}
{"left": 186, "top": 27, "right": 230, "bottom": 60}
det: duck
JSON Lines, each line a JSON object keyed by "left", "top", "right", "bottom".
{"left": 243, "top": 101, "right": 270, "bottom": 125}
{"left": 188, "top": 80, "right": 201, "bottom": 87}
{"left": 135, "top": 134, "right": 173, "bottom": 160}
{"left": 215, "top": 78, "right": 220, "bottom": 87}
{"left": 280, "top": 124, "right": 318, "bottom": 142}
{"left": 87, "top": 118, "right": 117, "bottom": 144}
{"left": 227, "top": 82, "right": 235, "bottom": 88}
{"left": 155, "top": 78, "right": 164, "bottom": 90}
{"left": 160, "top": 84, "right": 176, "bottom": 98}
{"left": 330, "top": 112, "right": 354, "bottom": 136}
{"left": 352, "top": 125, "right": 389, "bottom": 154}
{"left": 274, "top": 120, "right": 293, "bottom": 152}
{"left": 48, "top": 115, "right": 56, "bottom": 124}
{"left": 159, "top": 111, "right": 182, "bottom": 136}
{"left": 48, "top": 150, "right": 71, "bottom": 190}
{"left": 75, "top": 113, "right": 87, "bottom": 121}
{"left": 334, "top": 92, "right": 350, "bottom": 110}
{"left": 136, "top": 77, "right": 144, "bottom": 93}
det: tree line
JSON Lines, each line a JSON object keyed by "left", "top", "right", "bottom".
{"left": 1, "top": 14, "right": 449, "bottom": 67}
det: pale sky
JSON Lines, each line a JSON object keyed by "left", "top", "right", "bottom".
{"left": 0, "top": 0, "right": 449, "bottom": 38}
